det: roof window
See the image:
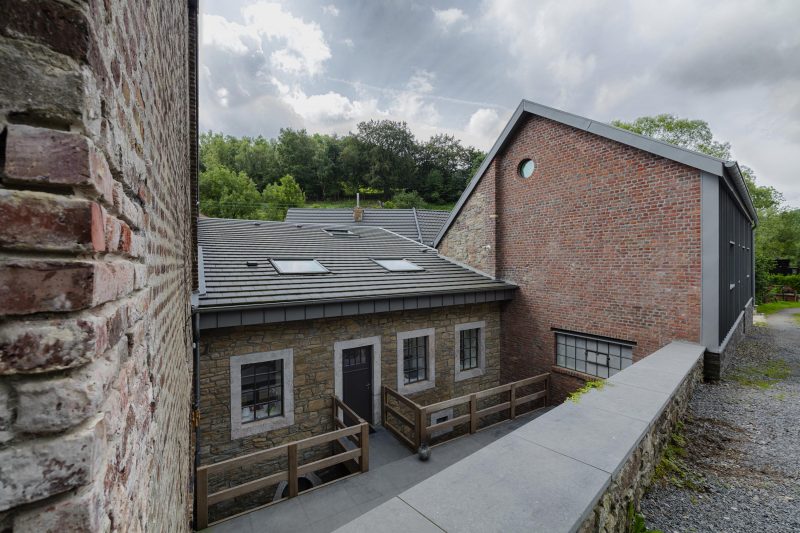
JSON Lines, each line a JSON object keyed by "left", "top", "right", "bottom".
{"left": 324, "top": 228, "right": 357, "bottom": 237}
{"left": 270, "top": 259, "right": 329, "bottom": 274}
{"left": 373, "top": 258, "right": 424, "bottom": 272}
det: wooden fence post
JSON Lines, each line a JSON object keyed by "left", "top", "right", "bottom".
{"left": 288, "top": 444, "right": 298, "bottom": 498}
{"left": 469, "top": 394, "right": 478, "bottom": 433}
{"left": 416, "top": 407, "right": 425, "bottom": 448}
{"left": 196, "top": 467, "right": 208, "bottom": 530}
{"left": 510, "top": 383, "right": 517, "bottom": 419}
{"left": 360, "top": 422, "right": 370, "bottom": 472}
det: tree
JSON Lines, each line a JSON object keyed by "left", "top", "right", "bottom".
{"left": 355, "top": 120, "right": 417, "bottom": 198}
{"left": 262, "top": 175, "right": 306, "bottom": 221}
{"left": 276, "top": 129, "right": 317, "bottom": 197}
{"left": 199, "top": 165, "right": 264, "bottom": 219}
{"left": 611, "top": 114, "right": 731, "bottom": 159}
{"left": 390, "top": 190, "right": 425, "bottom": 209}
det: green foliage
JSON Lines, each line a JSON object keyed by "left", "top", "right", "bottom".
{"left": 756, "top": 300, "right": 800, "bottom": 315}
{"left": 612, "top": 114, "right": 732, "bottom": 159}
{"left": 653, "top": 423, "right": 704, "bottom": 491}
{"left": 391, "top": 190, "right": 425, "bottom": 209}
{"left": 199, "top": 164, "right": 265, "bottom": 220}
{"left": 567, "top": 380, "right": 606, "bottom": 403}
{"left": 627, "top": 502, "right": 663, "bottom": 533}
{"left": 199, "top": 124, "right": 485, "bottom": 208}
{"left": 770, "top": 274, "right": 800, "bottom": 292}
{"left": 730, "top": 360, "right": 791, "bottom": 389}
{"left": 261, "top": 175, "right": 306, "bottom": 221}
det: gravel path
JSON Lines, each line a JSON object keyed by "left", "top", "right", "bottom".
{"left": 641, "top": 308, "right": 800, "bottom": 533}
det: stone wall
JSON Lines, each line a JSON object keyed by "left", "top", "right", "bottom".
{"left": 198, "top": 303, "right": 501, "bottom": 466}
{"left": 335, "top": 341, "right": 705, "bottom": 533}
{"left": 439, "top": 114, "right": 703, "bottom": 387}
{"left": 0, "top": 2, "right": 195, "bottom": 531}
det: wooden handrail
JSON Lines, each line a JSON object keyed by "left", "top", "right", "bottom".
{"left": 381, "top": 373, "right": 550, "bottom": 453}
{"left": 195, "top": 396, "right": 369, "bottom": 530}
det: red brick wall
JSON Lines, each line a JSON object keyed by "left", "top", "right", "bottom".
{"left": 0, "top": 1, "right": 194, "bottom": 531}
{"left": 441, "top": 115, "right": 702, "bottom": 389}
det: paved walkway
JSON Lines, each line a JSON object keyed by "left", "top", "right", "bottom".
{"left": 642, "top": 308, "right": 800, "bottom": 532}
{"left": 206, "top": 411, "right": 546, "bottom": 533}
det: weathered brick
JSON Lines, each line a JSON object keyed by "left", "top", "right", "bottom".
{"left": 13, "top": 485, "right": 106, "bottom": 533}
{"left": 3, "top": 125, "right": 114, "bottom": 204}
{"left": 0, "top": 189, "right": 104, "bottom": 252}
{"left": 0, "top": 301, "right": 127, "bottom": 374}
{"left": 0, "top": 260, "right": 135, "bottom": 316}
{"left": 14, "top": 339, "right": 125, "bottom": 433}
{"left": 0, "top": 383, "right": 12, "bottom": 444}
{"left": 0, "top": 416, "right": 104, "bottom": 511}
{"left": 0, "top": 40, "right": 84, "bottom": 125}
{"left": 112, "top": 181, "right": 145, "bottom": 230}
{"left": 1, "top": 0, "right": 90, "bottom": 61}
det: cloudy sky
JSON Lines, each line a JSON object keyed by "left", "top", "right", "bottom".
{"left": 199, "top": 0, "right": 800, "bottom": 206}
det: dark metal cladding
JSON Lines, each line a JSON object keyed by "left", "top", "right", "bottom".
{"left": 719, "top": 185, "right": 754, "bottom": 342}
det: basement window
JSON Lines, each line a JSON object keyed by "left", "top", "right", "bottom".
{"left": 554, "top": 331, "right": 634, "bottom": 378}
{"left": 270, "top": 258, "right": 329, "bottom": 274}
{"left": 373, "top": 258, "right": 424, "bottom": 272}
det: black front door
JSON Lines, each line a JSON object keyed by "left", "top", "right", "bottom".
{"left": 342, "top": 345, "right": 373, "bottom": 425}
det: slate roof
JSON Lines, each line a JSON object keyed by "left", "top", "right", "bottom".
{"left": 198, "top": 218, "right": 515, "bottom": 310}
{"left": 284, "top": 207, "right": 450, "bottom": 245}
{"left": 435, "top": 99, "right": 757, "bottom": 246}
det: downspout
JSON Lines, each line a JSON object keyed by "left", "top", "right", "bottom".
{"left": 191, "top": 295, "right": 201, "bottom": 530}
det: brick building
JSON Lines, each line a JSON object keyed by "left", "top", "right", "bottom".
{"left": 0, "top": 1, "right": 197, "bottom": 531}
{"left": 437, "top": 100, "right": 757, "bottom": 400}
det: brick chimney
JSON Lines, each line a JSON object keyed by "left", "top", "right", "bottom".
{"left": 353, "top": 206, "right": 364, "bottom": 222}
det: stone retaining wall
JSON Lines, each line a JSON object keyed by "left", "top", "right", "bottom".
{"left": 336, "top": 340, "right": 705, "bottom": 533}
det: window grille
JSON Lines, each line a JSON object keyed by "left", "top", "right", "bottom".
{"left": 241, "top": 360, "right": 283, "bottom": 423}
{"left": 403, "top": 336, "right": 428, "bottom": 384}
{"left": 459, "top": 328, "right": 480, "bottom": 371}
{"left": 555, "top": 332, "right": 633, "bottom": 378}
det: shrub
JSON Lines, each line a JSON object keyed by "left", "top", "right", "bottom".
{"left": 391, "top": 190, "right": 425, "bottom": 209}
{"left": 262, "top": 175, "right": 306, "bottom": 221}
{"left": 771, "top": 273, "right": 800, "bottom": 292}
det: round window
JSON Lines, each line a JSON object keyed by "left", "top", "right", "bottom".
{"left": 518, "top": 159, "right": 535, "bottom": 178}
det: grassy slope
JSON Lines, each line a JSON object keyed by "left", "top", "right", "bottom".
{"left": 756, "top": 301, "right": 800, "bottom": 315}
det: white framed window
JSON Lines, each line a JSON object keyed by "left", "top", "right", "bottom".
{"left": 554, "top": 331, "right": 634, "bottom": 378}
{"left": 455, "top": 321, "right": 486, "bottom": 382}
{"left": 397, "top": 328, "right": 436, "bottom": 394}
{"left": 230, "top": 349, "right": 294, "bottom": 439}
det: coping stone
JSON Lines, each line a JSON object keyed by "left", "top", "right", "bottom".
{"left": 574, "top": 381, "right": 671, "bottom": 425}
{"left": 512, "top": 402, "right": 649, "bottom": 476}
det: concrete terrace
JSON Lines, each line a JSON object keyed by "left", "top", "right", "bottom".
{"left": 204, "top": 412, "right": 547, "bottom": 533}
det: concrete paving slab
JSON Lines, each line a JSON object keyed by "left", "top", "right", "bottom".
{"left": 512, "top": 401, "right": 649, "bottom": 475}
{"left": 300, "top": 484, "right": 358, "bottom": 523}
{"left": 248, "top": 498, "right": 308, "bottom": 533}
{"left": 334, "top": 497, "right": 444, "bottom": 533}
{"left": 575, "top": 381, "right": 670, "bottom": 424}
{"left": 396, "top": 433, "right": 610, "bottom": 533}
{"left": 605, "top": 364, "right": 685, "bottom": 395}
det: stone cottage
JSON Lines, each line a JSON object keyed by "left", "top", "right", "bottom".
{"left": 195, "top": 217, "right": 516, "bottom": 517}
{"left": 436, "top": 100, "right": 757, "bottom": 400}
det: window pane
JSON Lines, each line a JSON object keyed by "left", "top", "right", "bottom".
{"left": 554, "top": 333, "right": 634, "bottom": 378}
{"left": 404, "top": 336, "right": 428, "bottom": 384}
{"left": 272, "top": 259, "right": 328, "bottom": 274}
{"left": 241, "top": 360, "right": 283, "bottom": 423}
{"left": 460, "top": 328, "right": 481, "bottom": 371}
{"left": 374, "top": 259, "right": 424, "bottom": 272}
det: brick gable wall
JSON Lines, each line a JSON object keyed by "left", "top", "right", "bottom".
{"left": 441, "top": 115, "right": 702, "bottom": 401}
{"left": 0, "top": 1, "right": 194, "bottom": 530}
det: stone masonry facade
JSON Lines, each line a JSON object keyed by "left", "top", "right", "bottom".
{"left": 0, "top": 2, "right": 195, "bottom": 531}
{"left": 440, "top": 115, "right": 703, "bottom": 399}
{"left": 199, "top": 303, "right": 501, "bottom": 467}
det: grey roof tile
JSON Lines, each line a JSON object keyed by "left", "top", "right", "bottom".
{"left": 198, "top": 218, "right": 514, "bottom": 309}
{"left": 284, "top": 207, "right": 450, "bottom": 245}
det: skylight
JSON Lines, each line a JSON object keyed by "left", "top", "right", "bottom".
{"left": 324, "top": 228, "right": 356, "bottom": 237}
{"left": 270, "top": 259, "right": 329, "bottom": 274}
{"left": 373, "top": 258, "right": 424, "bottom": 272}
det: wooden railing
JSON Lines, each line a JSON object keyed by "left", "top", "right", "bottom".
{"left": 382, "top": 372, "right": 550, "bottom": 451}
{"left": 195, "top": 395, "right": 369, "bottom": 530}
